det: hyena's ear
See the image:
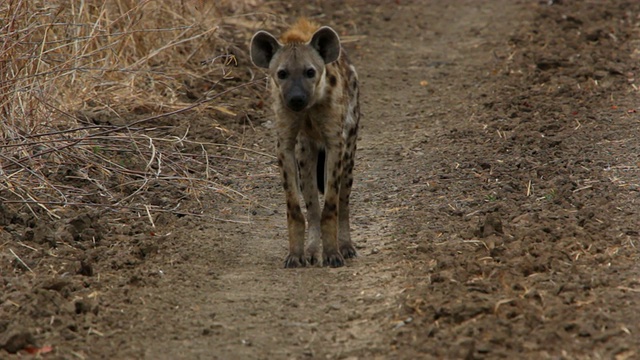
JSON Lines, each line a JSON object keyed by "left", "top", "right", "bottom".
{"left": 309, "top": 26, "right": 341, "bottom": 64}
{"left": 250, "top": 31, "right": 282, "bottom": 69}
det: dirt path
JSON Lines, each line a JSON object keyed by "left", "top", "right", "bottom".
{"left": 2, "top": 0, "right": 639, "bottom": 359}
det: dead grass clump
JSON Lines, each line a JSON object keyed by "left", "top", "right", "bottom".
{"left": 0, "top": 0, "right": 267, "bottom": 219}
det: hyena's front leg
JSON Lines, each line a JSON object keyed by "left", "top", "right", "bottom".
{"left": 321, "top": 141, "right": 345, "bottom": 267}
{"left": 296, "top": 139, "right": 322, "bottom": 266}
{"left": 278, "top": 138, "right": 307, "bottom": 268}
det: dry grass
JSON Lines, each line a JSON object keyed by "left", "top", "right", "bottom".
{"left": 0, "top": 0, "right": 269, "bottom": 218}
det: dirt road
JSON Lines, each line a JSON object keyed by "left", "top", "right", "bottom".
{"left": 2, "top": 1, "right": 639, "bottom": 359}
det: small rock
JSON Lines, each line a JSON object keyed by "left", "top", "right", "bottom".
{"left": 40, "top": 279, "right": 71, "bottom": 292}
{"left": 241, "top": 339, "right": 252, "bottom": 346}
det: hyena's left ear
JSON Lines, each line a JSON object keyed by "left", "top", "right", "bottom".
{"left": 250, "top": 31, "right": 282, "bottom": 69}
{"left": 309, "top": 26, "right": 341, "bottom": 64}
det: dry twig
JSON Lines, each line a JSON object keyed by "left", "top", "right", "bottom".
{"left": 1, "top": 0, "right": 270, "bottom": 219}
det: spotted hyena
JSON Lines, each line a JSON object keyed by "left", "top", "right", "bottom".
{"left": 250, "top": 18, "right": 360, "bottom": 268}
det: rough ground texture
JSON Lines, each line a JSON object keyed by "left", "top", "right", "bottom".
{"left": 2, "top": 0, "right": 639, "bottom": 359}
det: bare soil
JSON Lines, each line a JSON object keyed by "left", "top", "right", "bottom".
{"left": 2, "top": 0, "right": 640, "bottom": 359}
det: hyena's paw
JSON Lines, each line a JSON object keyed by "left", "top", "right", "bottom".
{"left": 306, "top": 244, "right": 322, "bottom": 266}
{"left": 323, "top": 250, "right": 345, "bottom": 268}
{"left": 340, "top": 242, "right": 357, "bottom": 259}
{"left": 284, "top": 254, "right": 308, "bottom": 268}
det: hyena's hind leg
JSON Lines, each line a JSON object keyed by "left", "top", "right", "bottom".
{"left": 296, "top": 138, "right": 323, "bottom": 265}
{"left": 338, "top": 131, "right": 357, "bottom": 258}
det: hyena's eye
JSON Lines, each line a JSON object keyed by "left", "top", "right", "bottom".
{"left": 306, "top": 68, "right": 316, "bottom": 78}
{"left": 277, "top": 70, "right": 288, "bottom": 80}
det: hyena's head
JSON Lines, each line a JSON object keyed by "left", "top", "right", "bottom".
{"left": 250, "top": 26, "right": 341, "bottom": 112}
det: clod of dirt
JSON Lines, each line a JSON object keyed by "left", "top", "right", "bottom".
{"left": 39, "top": 278, "right": 71, "bottom": 293}
{"left": 475, "top": 213, "right": 504, "bottom": 238}
{"left": 74, "top": 299, "right": 98, "bottom": 315}
{"left": 33, "top": 224, "right": 56, "bottom": 248}
{"left": 0, "top": 331, "right": 36, "bottom": 354}
{"left": 585, "top": 28, "right": 606, "bottom": 42}
{"left": 65, "top": 213, "right": 103, "bottom": 242}
{"left": 21, "top": 227, "right": 34, "bottom": 242}
{"left": 78, "top": 259, "right": 94, "bottom": 277}
{"left": 0, "top": 203, "right": 13, "bottom": 226}
{"left": 54, "top": 227, "right": 74, "bottom": 244}
{"left": 135, "top": 243, "right": 159, "bottom": 259}
{"left": 536, "top": 58, "right": 563, "bottom": 71}
{"left": 43, "top": 212, "right": 107, "bottom": 250}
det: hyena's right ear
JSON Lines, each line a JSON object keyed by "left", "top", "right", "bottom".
{"left": 250, "top": 31, "right": 282, "bottom": 69}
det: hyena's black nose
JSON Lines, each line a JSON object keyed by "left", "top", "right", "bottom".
{"left": 287, "top": 95, "right": 308, "bottom": 112}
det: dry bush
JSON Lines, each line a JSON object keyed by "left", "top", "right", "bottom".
{"left": 0, "top": 0, "right": 268, "bottom": 219}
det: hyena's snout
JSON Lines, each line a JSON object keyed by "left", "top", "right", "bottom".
{"left": 284, "top": 83, "right": 309, "bottom": 112}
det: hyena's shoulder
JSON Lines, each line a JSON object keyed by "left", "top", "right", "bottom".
{"left": 326, "top": 50, "right": 358, "bottom": 101}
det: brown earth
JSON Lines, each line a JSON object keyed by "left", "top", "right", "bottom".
{"left": 2, "top": 0, "right": 640, "bottom": 359}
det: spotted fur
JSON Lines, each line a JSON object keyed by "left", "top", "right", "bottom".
{"left": 251, "top": 18, "right": 360, "bottom": 268}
